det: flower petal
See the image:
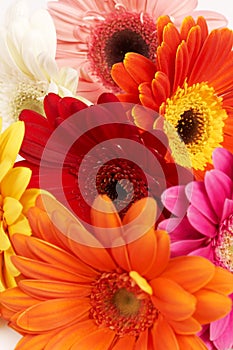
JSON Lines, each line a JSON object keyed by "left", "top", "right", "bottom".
{"left": 17, "top": 298, "right": 90, "bottom": 331}
{"left": 151, "top": 315, "right": 179, "bottom": 350}
{"left": 151, "top": 277, "right": 196, "bottom": 321}
{"left": 70, "top": 327, "right": 115, "bottom": 350}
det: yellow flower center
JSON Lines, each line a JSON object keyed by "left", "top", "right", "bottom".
{"left": 162, "top": 82, "right": 228, "bottom": 170}
{"left": 90, "top": 271, "right": 157, "bottom": 336}
{"left": 11, "top": 80, "right": 46, "bottom": 121}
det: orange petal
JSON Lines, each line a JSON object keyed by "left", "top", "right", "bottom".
{"left": 70, "top": 327, "right": 115, "bottom": 350}
{"left": 180, "top": 16, "right": 196, "bottom": 40}
{"left": 176, "top": 334, "right": 208, "bottom": 350}
{"left": 151, "top": 277, "right": 196, "bottom": 321}
{"left": 160, "top": 256, "right": 215, "bottom": 293}
{"left": 139, "top": 82, "right": 159, "bottom": 110}
{"left": 204, "top": 266, "right": 233, "bottom": 295}
{"left": 196, "top": 16, "right": 209, "bottom": 45}
{"left": 17, "top": 298, "right": 90, "bottom": 331}
{"left": 123, "top": 197, "right": 157, "bottom": 228}
{"left": 127, "top": 227, "right": 157, "bottom": 277}
{"left": 11, "top": 256, "right": 91, "bottom": 283}
{"left": 172, "top": 41, "right": 189, "bottom": 92}
{"left": 157, "top": 15, "right": 172, "bottom": 45}
{"left": 193, "top": 289, "right": 232, "bottom": 324}
{"left": 111, "top": 62, "right": 139, "bottom": 93}
{"left": 15, "top": 333, "right": 54, "bottom": 350}
{"left": 91, "top": 195, "right": 123, "bottom": 247}
{"left": 45, "top": 320, "right": 97, "bottom": 350}
{"left": 123, "top": 53, "right": 156, "bottom": 84}
{"left": 19, "top": 279, "right": 91, "bottom": 299}
{"left": 168, "top": 316, "right": 201, "bottom": 335}
{"left": 151, "top": 71, "right": 171, "bottom": 107}
{"left": 134, "top": 329, "right": 148, "bottom": 350}
{"left": 186, "top": 26, "right": 202, "bottom": 76}
{"left": 0, "top": 287, "right": 38, "bottom": 312}
{"left": 111, "top": 241, "right": 131, "bottom": 272}
{"left": 112, "top": 335, "right": 135, "bottom": 350}
{"left": 146, "top": 230, "right": 170, "bottom": 279}
{"left": 151, "top": 315, "right": 179, "bottom": 350}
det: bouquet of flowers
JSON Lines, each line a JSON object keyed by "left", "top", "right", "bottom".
{"left": 0, "top": 0, "right": 233, "bottom": 349}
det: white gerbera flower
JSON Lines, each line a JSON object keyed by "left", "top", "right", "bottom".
{"left": 0, "top": 0, "right": 80, "bottom": 130}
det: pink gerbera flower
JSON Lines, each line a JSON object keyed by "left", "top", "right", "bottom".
{"left": 158, "top": 147, "right": 233, "bottom": 350}
{"left": 47, "top": 0, "right": 226, "bottom": 102}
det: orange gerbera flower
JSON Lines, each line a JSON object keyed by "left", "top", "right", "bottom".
{"left": 111, "top": 16, "right": 233, "bottom": 177}
{"left": 1, "top": 194, "right": 233, "bottom": 350}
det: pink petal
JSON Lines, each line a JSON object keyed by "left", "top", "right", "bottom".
{"left": 205, "top": 170, "right": 233, "bottom": 219}
{"left": 221, "top": 199, "right": 233, "bottom": 223}
{"left": 211, "top": 308, "right": 233, "bottom": 350}
{"left": 212, "top": 148, "right": 233, "bottom": 179}
{"left": 161, "top": 185, "right": 189, "bottom": 216}
{"left": 171, "top": 238, "right": 207, "bottom": 257}
{"left": 185, "top": 181, "right": 218, "bottom": 224}
{"left": 189, "top": 244, "right": 214, "bottom": 261}
{"left": 187, "top": 205, "right": 217, "bottom": 237}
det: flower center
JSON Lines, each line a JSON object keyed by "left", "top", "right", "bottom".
{"left": 214, "top": 214, "right": 233, "bottom": 272}
{"left": 88, "top": 11, "right": 157, "bottom": 89}
{"left": 95, "top": 159, "right": 148, "bottom": 216}
{"left": 90, "top": 271, "right": 157, "bottom": 336}
{"left": 162, "top": 82, "right": 228, "bottom": 170}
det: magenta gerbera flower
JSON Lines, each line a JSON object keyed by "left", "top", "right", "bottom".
{"left": 47, "top": 0, "right": 226, "bottom": 102}
{"left": 159, "top": 147, "right": 233, "bottom": 350}
{"left": 17, "top": 92, "right": 192, "bottom": 225}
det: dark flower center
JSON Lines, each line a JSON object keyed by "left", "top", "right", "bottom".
{"left": 90, "top": 272, "right": 157, "bottom": 336}
{"left": 214, "top": 213, "right": 233, "bottom": 272}
{"left": 176, "top": 109, "right": 203, "bottom": 145}
{"left": 95, "top": 159, "right": 148, "bottom": 216}
{"left": 105, "top": 29, "right": 150, "bottom": 68}
{"left": 88, "top": 11, "right": 157, "bottom": 89}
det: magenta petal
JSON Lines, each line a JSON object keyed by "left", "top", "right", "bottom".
{"left": 210, "top": 309, "right": 231, "bottom": 340}
{"left": 161, "top": 185, "right": 189, "bottom": 216}
{"left": 221, "top": 199, "right": 233, "bottom": 223}
{"left": 204, "top": 170, "right": 233, "bottom": 219}
{"left": 187, "top": 205, "right": 217, "bottom": 237}
{"left": 171, "top": 238, "right": 207, "bottom": 257}
{"left": 189, "top": 243, "right": 214, "bottom": 261}
{"left": 212, "top": 147, "right": 233, "bottom": 180}
{"left": 185, "top": 181, "right": 218, "bottom": 224}
{"left": 212, "top": 308, "right": 233, "bottom": 350}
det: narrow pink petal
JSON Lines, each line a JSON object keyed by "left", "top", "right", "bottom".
{"left": 212, "top": 148, "right": 233, "bottom": 179}
{"left": 187, "top": 205, "right": 217, "bottom": 237}
{"left": 185, "top": 181, "right": 218, "bottom": 224}
{"left": 204, "top": 170, "right": 233, "bottom": 219}
{"left": 161, "top": 185, "right": 189, "bottom": 216}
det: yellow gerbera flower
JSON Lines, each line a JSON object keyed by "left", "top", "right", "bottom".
{"left": 0, "top": 119, "right": 41, "bottom": 290}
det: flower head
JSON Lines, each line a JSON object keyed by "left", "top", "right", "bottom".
{"left": 1, "top": 193, "right": 233, "bottom": 349}
{"left": 159, "top": 147, "right": 233, "bottom": 349}
{"left": 17, "top": 92, "right": 192, "bottom": 224}
{"left": 48, "top": 0, "right": 226, "bottom": 102}
{"left": 111, "top": 16, "right": 233, "bottom": 177}
{"left": 0, "top": 0, "right": 79, "bottom": 129}
{"left": 0, "top": 119, "right": 41, "bottom": 290}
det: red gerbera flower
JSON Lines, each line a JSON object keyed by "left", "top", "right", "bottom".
{"left": 17, "top": 92, "right": 192, "bottom": 224}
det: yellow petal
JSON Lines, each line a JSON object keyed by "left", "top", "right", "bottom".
{"left": 8, "top": 214, "right": 32, "bottom": 236}
{"left": 0, "top": 121, "right": 24, "bottom": 165}
{"left": 1, "top": 167, "right": 31, "bottom": 200}
{"left": 129, "top": 270, "right": 153, "bottom": 295}
{"left": 4, "top": 247, "right": 20, "bottom": 277}
{"left": 0, "top": 158, "right": 12, "bottom": 182}
{"left": 20, "top": 188, "right": 50, "bottom": 213}
{"left": 3, "top": 196, "right": 23, "bottom": 225}
{"left": 0, "top": 221, "right": 11, "bottom": 250}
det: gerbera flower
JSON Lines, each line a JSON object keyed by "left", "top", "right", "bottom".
{"left": 0, "top": 119, "right": 41, "bottom": 290}
{"left": 0, "top": 0, "right": 79, "bottom": 130}
{"left": 47, "top": 0, "right": 226, "bottom": 102}
{"left": 1, "top": 193, "right": 233, "bottom": 350}
{"left": 17, "top": 92, "right": 192, "bottom": 224}
{"left": 111, "top": 16, "right": 233, "bottom": 177}
{"left": 158, "top": 147, "right": 233, "bottom": 349}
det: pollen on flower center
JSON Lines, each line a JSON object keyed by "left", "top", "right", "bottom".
{"left": 163, "top": 82, "right": 228, "bottom": 170}
{"left": 0, "top": 75, "right": 47, "bottom": 123}
{"left": 214, "top": 214, "right": 233, "bottom": 272}
{"left": 90, "top": 271, "right": 157, "bottom": 336}
{"left": 95, "top": 159, "right": 148, "bottom": 216}
{"left": 88, "top": 11, "right": 157, "bottom": 89}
